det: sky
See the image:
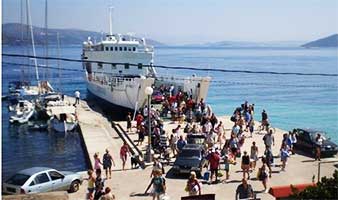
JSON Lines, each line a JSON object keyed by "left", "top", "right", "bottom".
{"left": 2, "top": 0, "right": 338, "bottom": 44}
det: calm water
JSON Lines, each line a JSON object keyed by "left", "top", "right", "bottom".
{"left": 2, "top": 45, "right": 338, "bottom": 179}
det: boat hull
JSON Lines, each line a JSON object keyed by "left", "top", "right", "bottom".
{"left": 50, "top": 119, "right": 77, "bottom": 132}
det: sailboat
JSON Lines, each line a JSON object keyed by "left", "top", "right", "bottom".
{"left": 45, "top": 32, "right": 77, "bottom": 133}
{"left": 9, "top": 100, "right": 35, "bottom": 124}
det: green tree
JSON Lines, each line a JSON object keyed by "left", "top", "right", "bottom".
{"left": 290, "top": 170, "right": 338, "bottom": 199}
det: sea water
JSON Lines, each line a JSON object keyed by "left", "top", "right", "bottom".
{"left": 2, "top": 45, "right": 337, "bottom": 179}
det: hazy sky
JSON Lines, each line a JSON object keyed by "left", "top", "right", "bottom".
{"left": 2, "top": 0, "right": 338, "bottom": 44}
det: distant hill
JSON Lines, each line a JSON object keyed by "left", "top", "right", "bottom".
{"left": 181, "top": 40, "right": 304, "bottom": 48}
{"left": 2, "top": 23, "right": 165, "bottom": 46}
{"left": 301, "top": 34, "right": 338, "bottom": 48}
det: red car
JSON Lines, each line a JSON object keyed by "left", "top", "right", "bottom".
{"left": 152, "top": 90, "right": 165, "bottom": 103}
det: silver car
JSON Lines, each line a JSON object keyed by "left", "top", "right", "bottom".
{"left": 2, "top": 167, "right": 83, "bottom": 195}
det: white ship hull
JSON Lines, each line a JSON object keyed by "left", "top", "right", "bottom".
{"left": 86, "top": 76, "right": 155, "bottom": 110}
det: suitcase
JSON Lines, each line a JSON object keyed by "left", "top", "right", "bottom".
{"left": 203, "top": 171, "right": 210, "bottom": 181}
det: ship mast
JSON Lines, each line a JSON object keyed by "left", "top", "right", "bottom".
{"left": 109, "top": 6, "right": 114, "bottom": 35}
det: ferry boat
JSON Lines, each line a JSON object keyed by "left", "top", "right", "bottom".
{"left": 81, "top": 8, "right": 211, "bottom": 112}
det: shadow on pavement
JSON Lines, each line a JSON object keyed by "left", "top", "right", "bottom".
{"left": 165, "top": 168, "right": 190, "bottom": 180}
{"left": 130, "top": 192, "right": 150, "bottom": 197}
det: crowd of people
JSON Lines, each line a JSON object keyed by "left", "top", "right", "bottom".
{"left": 84, "top": 83, "right": 314, "bottom": 199}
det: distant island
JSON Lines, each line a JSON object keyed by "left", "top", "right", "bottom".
{"left": 2, "top": 23, "right": 165, "bottom": 47}
{"left": 301, "top": 34, "right": 338, "bottom": 48}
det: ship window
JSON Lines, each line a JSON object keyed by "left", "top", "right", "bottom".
{"left": 105, "top": 46, "right": 109, "bottom": 51}
{"left": 138, "top": 63, "right": 142, "bottom": 69}
{"left": 98, "top": 62, "right": 103, "bottom": 69}
{"left": 110, "top": 47, "right": 113, "bottom": 51}
{"left": 128, "top": 48, "right": 131, "bottom": 51}
{"left": 124, "top": 63, "right": 130, "bottom": 69}
{"left": 133, "top": 47, "right": 136, "bottom": 51}
{"left": 124, "top": 47, "right": 127, "bottom": 51}
{"left": 111, "top": 64, "right": 116, "bottom": 69}
{"left": 115, "top": 47, "right": 118, "bottom": 51}
{"left": 119, "top": 47, "right": 122, "bottom": 51}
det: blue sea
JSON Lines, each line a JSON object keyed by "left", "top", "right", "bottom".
{"left": 2, "top": 45, "right": 338, "bottom": 179}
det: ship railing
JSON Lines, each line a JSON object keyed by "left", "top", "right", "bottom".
{"left": 155, "top": 75, "right": 208, "bottom": 83}
{"left": 137, "top": 45, "right": 154, "bottom": 53}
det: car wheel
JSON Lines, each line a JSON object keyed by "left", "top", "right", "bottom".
{"left": 69, "top": 180, "right": 80, "bottom": 193}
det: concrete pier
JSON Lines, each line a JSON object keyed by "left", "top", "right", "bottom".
{"left": 64, "top": 96, "right": 337, "bottom": 200}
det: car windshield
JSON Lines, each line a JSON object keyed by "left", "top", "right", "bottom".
{"left": 179, "top": 149, "right": 200, "bottom": 158}
{"left": 310, "top": 132, "right": 327, "bottom": 141}
{"left": 6, "top": 173, "right": 30, "bottom": 186}
{"left": 188, "top": 138, "right": 205, "bottom": 145}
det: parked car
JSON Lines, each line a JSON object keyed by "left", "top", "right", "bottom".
{"left": 293, "top": 128, "right": 338, "bottom": 157}
{"left": 172, "top": 144, "right": 205, "bottom": 176}
{"left": 152, "top": 90, "right": 165, "bottom": 103}
{"left": 2, "top": 167, "right": 83, "bottom": 195}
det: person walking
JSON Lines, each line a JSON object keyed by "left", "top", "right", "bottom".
{"left": 290, "top": 130, "right": 297, "bottom": 155}
{"left": 145, "top": 169, "right": 166, "bottom": 200}
{"left": 261, "top": 109, "right": 269, "bottom": 131}
{"left": 250, "top": 141, "right": 259, "bottom": 171}
{"left": 241, "top": 151, "right": 250, "bottom": 179}
{"left": 185, "top": 171, "right": 201, "bottom": 196}
{"left": 94, "top": 169, "right": 104, "bottom": 200}
{"left": 208, "top": 148, "right": 221, "bottom": 183}
{"left": 103, "top": 149, "right": 116, "bottom": 179}
{"left": 126, "top": 112, "right": 132, "bottom": 133}
{"left": 74, "top": 90, "right": 80, "bottom": 105}
{"left": 150, "top": 159, "right": 163, "bottom": 178}
{"left": 137, "top": 124, "right": 145, "bottom": 146}
{"left": 120, "top": 142, "right": 130, "bottom": 170}
{"left": 215, "top": 121, "right": 226, "bottom": 149}
{"left": 315, "top": 133, "right": 323, "bottom": 161}
{"left": 85, "top": 169, "right": 96, "bottom": 200}
{"left": 280, "top": 143, "right": 290, "bottom": 171}
{"left": 263, "top": 129, "right": 275, "bottom": 148}
{"left": 176, "top": 135, "right": 187, "bottom": 153}
{"left": 235, "top": 178, "right": 254, "bottom": 200}
{"left": 93, "top": 153, "right": 103, "bottom": 171}
{"left": 257, "top": 164, "right": 269, "bottom": 193}
{"left": 223, "top": 155, "right": 230, "bottom": 182}
{"left": 263, "top": 145, "right": 273, "bottom": 178}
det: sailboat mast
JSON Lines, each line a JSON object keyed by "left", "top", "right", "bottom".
{"left": 26, "top": 0, "right": 39, "bottom": 84}
{"left": 20, "top": 0, "right": 24, "bottom": 82}
{"left": 44, "top": 0, "right": 49, "bottom": 80}
{"left": 25, "top": 0, "right": 30, "bottom": 83}
{"left": 56, "top": 32, "right": 62, "bottom": 92}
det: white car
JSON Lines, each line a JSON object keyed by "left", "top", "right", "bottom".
{"left": 3, "top": 167, "right": 83, "bottom": 195}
